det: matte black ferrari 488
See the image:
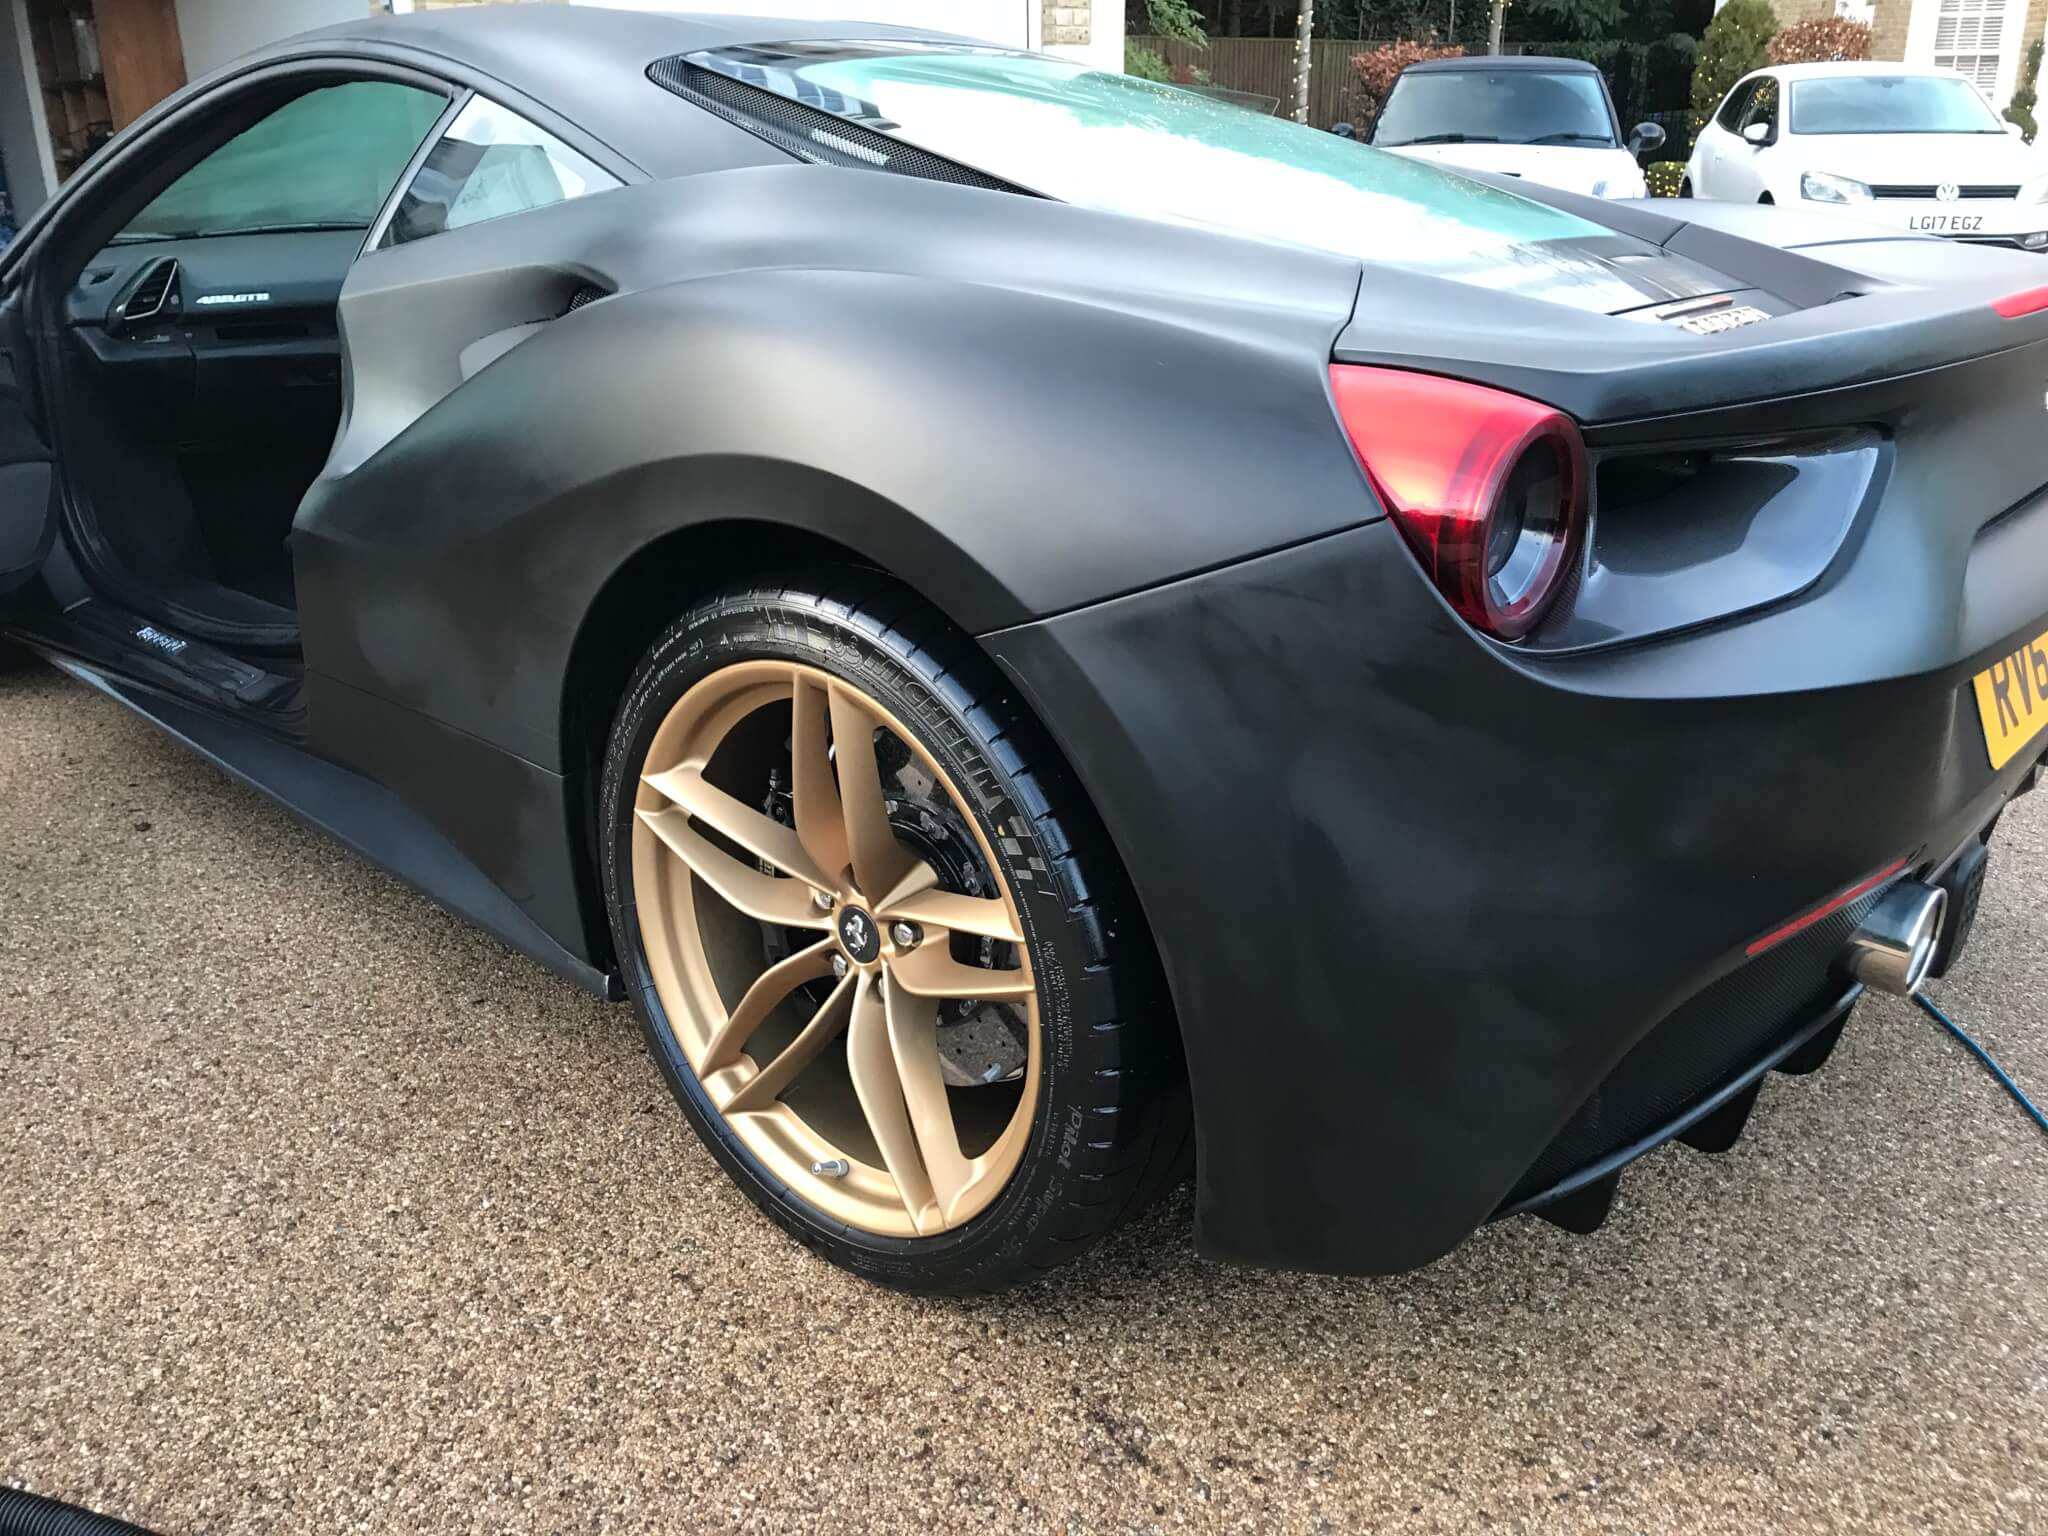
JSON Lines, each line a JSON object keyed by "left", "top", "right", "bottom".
{"left": 4, "top": 8, "right": 2045, "bottom": 1294}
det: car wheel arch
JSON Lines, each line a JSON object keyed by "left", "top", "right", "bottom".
{"left": 555, "top": 519, "right": 1197, "bottom": 1187}
{"left": 553, "top": 513, "right": 1169, "bottom": 989}
{"left": 558, "top": 517, "right": 885, "bottom": 962}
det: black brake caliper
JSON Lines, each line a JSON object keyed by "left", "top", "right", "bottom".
{"left": 759, "top": 726, "right": 1027, "bottom": 1085}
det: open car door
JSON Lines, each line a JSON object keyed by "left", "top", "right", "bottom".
{"left": 0, "top": 282, "right": 55, "bottom": 598}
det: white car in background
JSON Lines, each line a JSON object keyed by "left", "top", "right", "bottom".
{"left": 1368, "top": 55, "right": 1666, "bottom": 199}
{"left": 1686, "top": 62, "right": 2048, "bottom": 252}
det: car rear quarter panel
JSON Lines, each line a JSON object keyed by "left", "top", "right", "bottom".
{"left": 986, "top": 499, "right": 2048, "bottom": 1273}
{"left": 295, "top": 171, "right": 1373, "bottom": 768}
{"left": 289, "top": 169, "right": 1372, "bottom": 970}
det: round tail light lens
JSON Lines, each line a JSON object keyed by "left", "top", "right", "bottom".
{"left": 1328, "top": 365, "right": 1587, "bottom": 640}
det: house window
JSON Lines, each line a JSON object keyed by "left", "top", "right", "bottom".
{"left": 1933, "top": 0, "right": 2008, "bottom": 94}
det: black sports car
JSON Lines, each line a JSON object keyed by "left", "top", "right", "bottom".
{"left": 3, "top": 9, "right": 2045, "bottom": 1295}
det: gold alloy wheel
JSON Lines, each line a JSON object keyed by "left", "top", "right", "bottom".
{"left": 630, "top": 661, "right": 1040, "bottom": 1237}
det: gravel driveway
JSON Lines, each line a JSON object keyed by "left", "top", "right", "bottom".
{"left": 4, "top": 661, "right": 2044, "bottom": 1534}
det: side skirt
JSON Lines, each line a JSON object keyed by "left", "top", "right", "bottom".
{"left": 45, "top": 654, "right": 621, "bottom": 1001}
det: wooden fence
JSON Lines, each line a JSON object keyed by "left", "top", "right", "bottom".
{"left": 1129, "top": 36, "right": 1399, "bottom": 128}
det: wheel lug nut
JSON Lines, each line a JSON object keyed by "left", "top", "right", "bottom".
{"left": 830, "top": 954, "right": 849, "bottom": 978}
{"left": 890, "top": 921, "right": 920, "bottom": 949}
{"left": 812, "top": 890, "right": 834, "bottom": 913}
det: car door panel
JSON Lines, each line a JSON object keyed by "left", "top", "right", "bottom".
{"left": 67, "top": 230, "right": 361, "bottom": 449}
{"left": 1725, "top": 78, "right": 1781, "bottom": 202}
{"left": 1694, "top": 80, "right": 1760, "bottom": 200}
{"left": 1692, "top": 125, "right": 1722, "bottom": 196}
{"left": 0, "top": 291, "right": 55, "bottom": 596}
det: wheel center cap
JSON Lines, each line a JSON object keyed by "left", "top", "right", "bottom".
{"left": 837, "top": 906, "right": 882, "bottom": 965}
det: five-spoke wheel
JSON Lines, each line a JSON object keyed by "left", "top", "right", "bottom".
{"left": 632, "top": 660, "right": 1039, "bottom": 1236}
{"left": 603, "top": 581, "right": 1189, "bottom": 1293}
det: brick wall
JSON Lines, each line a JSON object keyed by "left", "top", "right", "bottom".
{"left": 1774, "top": 0, "right": 1846, "bottom": 25}
{"left": 1042, "top": 0, "right": 1089, "bottom": 46}
{"left": 1869, "top": 0, "right": 1909, "bottom": 61}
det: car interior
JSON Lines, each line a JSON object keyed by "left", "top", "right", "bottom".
{"left": 17, "top": 64, "right": 620, "bottom": 721}
{"left": 47, "top": 79, "right": 449, "bottom": 639}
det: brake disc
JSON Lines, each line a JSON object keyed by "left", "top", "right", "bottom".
{"left": 760, "top": 725, "right": 1028, "bottom": 1086}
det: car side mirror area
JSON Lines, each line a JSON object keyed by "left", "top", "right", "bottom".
{"left": 1742, "top": 121, "right": 1773, "bottom": 147}
{"left": 2007, "top": 119, "right": 2028, "bottom": 137}
{"left": 1629, "top": 120, "right": 1667, "bottom": 159}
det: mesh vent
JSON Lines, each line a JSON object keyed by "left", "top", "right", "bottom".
{"left": 564, "top": 284, "right": 608, "bottom": 313}
{"left": 647, "top": 55, "right": 1028, "bottom": 195}
{"left": 1506, "top": 883, "right": 1887, "bottom": 1204}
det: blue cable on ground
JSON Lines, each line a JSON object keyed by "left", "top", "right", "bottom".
{"left": 1914, "top": 992, "right": 2048, "bottom": 1139}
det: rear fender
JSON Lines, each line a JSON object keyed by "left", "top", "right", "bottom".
{"left": 290, "top": 173, "right": 1372, "bottom": 975}
{"left": 297, "top": 173, "right": 1374, "bottom": 768}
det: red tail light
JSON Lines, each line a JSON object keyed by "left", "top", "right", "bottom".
{"left": 1330, "top": 365, "right": 1587, "bottom": 641}
{"left": 1992, "top": 286, "right": 2048, "bottom": 318}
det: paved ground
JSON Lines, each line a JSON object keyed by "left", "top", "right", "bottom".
{"left": 2, "top": 661, "right": 2045, "bottom": 1536}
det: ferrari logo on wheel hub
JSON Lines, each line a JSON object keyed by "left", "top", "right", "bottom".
{"left": 838, "top": 906, "right": 881, "bottom": 964}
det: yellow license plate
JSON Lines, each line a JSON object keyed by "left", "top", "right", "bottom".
{"left": 1972, "top": 626, "right": 2048, "bottom": 769}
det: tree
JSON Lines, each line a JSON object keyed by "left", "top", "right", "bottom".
{"left": 1127, "top": 0, "right": 1206, "bottom": 86}
{"left": 1766, "top": 16, "right": 1871, "bottom": 64}
{"left": 1143, "top": 0, "right": 1210, "bottom": 44}
{"left": 1690, "top": 0, "right": 1776, "bottom": 138}
{"left": 1522, "top": 0, "right": 1625, "bottom": 38}
{"left": 2008, "top": 34, "right": 2044, "bottom": 142}
{"left": 1293, "top": 0, "right": 1315, "bottom": 123}
{"left": 1125, "top": 42, "right": 1177, "bottom": 77}
{"left": 1350, "top": 38, "right": 1466, "bottom": 130}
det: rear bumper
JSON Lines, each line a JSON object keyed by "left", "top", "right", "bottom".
{"left": 1499, "top": 981, "right": 1862, "bottom": 1230}
{"left": 986, "top": 517, "right": 2048, "bottom": 1275}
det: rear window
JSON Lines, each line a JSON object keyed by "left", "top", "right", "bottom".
{"left": 673, "top": 43, "right": 1616, "bottom": 287}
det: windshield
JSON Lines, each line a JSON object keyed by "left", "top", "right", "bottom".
{"left": 1372, "top": 69, "right": 1617, "bottom": 147}
{"left": 687, "top": 44, "right": 1626, "bottom": 296}
{"left": 1789, "top": 74, "right": 2005, "bottom": 134}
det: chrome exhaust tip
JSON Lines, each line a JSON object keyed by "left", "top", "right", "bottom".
{"left": 1841, "top": 882, "right": 1948, "bottom": 996}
